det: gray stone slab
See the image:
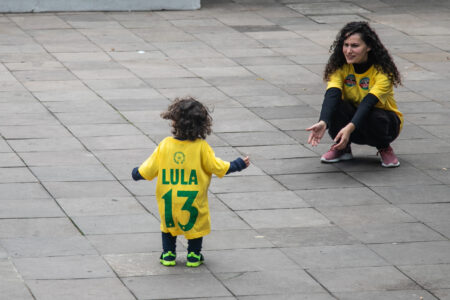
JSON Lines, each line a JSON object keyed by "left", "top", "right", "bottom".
{"left": 13, "top": 255, "right": 114, "bottom": 280}
{"left": 123, "top": 273, "right": 231, "bottom": 299}
{"left": 334, "top": 290, "right": 437, "bottom": 300}
{"left": 43, "top": 181, "right": 131, "bottom": 199}
{"left": 43, "top": 99, "right": 116, "bottom": 113}
{"left": 217, "top": 131, "right": 295, "bottom": 147}
{"left": 30, "top": 165, "right": 114, "bottom": 182}
{"left": 79, "top": 135, "right": 155, "bottom": 150}
{"left": 203, "top": 229, "right": 273, "bottom": 250}
{"left": 9, "top": 137, "right": 84, "bottom": 152}
{"left": 282, "top": 244, "right": 388, "bottom": 269}
{"left": 0, "top": 167, "right": 37, "bottom": 183}
{"left": 72, "top": 214, "right": 160, "bottom": 235}
{"left": 20, "top": 150, "right": 100, "bottom": 167}
{"left": 372, "top": 184, "right": 450, "bottom": 204}
{"left": 434, "top": 289, "right": 450, "bottom": 300}
{"left": 259, "top": 226, "right": 359, "bottom": 248}
{"left": 428, "top": 222, "right": 450, "bottom": 239}
{"left": 0, "top": 152, "right": 24, "bottom": 167}
{"left": 347, "top": 167, "right": 439, "bottom": 187}
{"left": 217, "top": 190, "right": 309, "bottom": 210}
{"left": 274, "top": 172, "right": 363, "bottom": 190}
{"left": 209, "top": 175, "right": 286, "bottom": 193}
{"left": 0, "top": 260, "right": 34, "bottom": 300}
{"left": 308, "top": 266, "right": 418, "bottom": 293}
{"left": 26, "top": 278, "right": 136, "bottom": 300}
{"left": 399, "top": 203, "right": 450, "bottom": 224}
{"left": 0, "top": 182, "right": 50, "bottom": 200}
{"left": 55, "top": 112, "right": 127, "bottom": 125}
{"left": 209, "top": 211, "right": 251, "bottom": 231}
{"left": 341, "top": 222, "right": 445, "bottom": 244}
{"left": 295, "top": 187, "right": 388, "bottom": 207}
{"left": 400, "top": 264, "right": 450, "bottom": 290}
{"left": 317, "top": 204, "right": 416, "bottom": 226}
{"left": 401, "top": 153, "right": 450, "bottom": 169}
{"left": 0, "top": 199, "right": 63, "bottom": 218}
{"left": 56, "top": 197, "right": 146, "bottom": 217}
{"left": 238, "top": 145, "right": 316, "bottom": 160}
{"left": 255, "top": 157, "right": 339, "bottom": 175}
{"left": 250, "top": 105, "right": 318, "bottom": 120}
{"left": 370, "top": 241, "right": 450, "bottom": 265}
{"left": 104, "top": 253, "right": 208, "bottom": 277}
{"left": 238, "top": 295, "right": 335, "bottom": 300}
{"left": 0, "top": 218, "right": 79, "bottom": 238}
{"left": 0, "top": 236, "right": 96, "bottom": 258}
{"left": 237, "top": 208, "right": 330, "bottom": 229}
{"left": 0, "top": 124, "right": 71, "bottom": 139}
{"left": 86, "top": 232, "right": 173, "bottom": 255}
{"left": 217, "top": 269, "right": 325, "bottom": 296}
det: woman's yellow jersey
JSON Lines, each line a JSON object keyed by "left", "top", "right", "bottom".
{"left": 327, "top": 64, "right": 403, "bottom": 130}
{"left": 138, "top": 137, "right": 230, "bottom": 239}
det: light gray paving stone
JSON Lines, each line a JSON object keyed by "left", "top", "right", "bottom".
{"left": 209, "top": 175, "right": 285, "bottom": 193}
{"left": 371, "top": 184, "right": 450, "bottom": 204}
{"left": 72, "top": 214, "right": 160, "bottom": 235}
{"left": 401, "top": 153, "right": 450, "bottom": 170}
{"left": 79, "top": 135, "right": 155, "bottom": 150}
{"left": 274, "top": 172, "right": 363, "bottom": 190}
{"left": 0, "top": 112, "right": 59, "bottom": 126}
{"left": 238, "top": 144, "right": 316, "bottom": 160}
{"left": 237, "top": 208, "right": 330, "bottom": 229}
{"left": 55, "top": 111, "right": 127, "bottom": 125}
{"left": 210, "top": 211, "right": 251, "bottom": 231}
{"left": 26, "top": 278, "right": 136, "bottom": 300}
{"left": 203, "top": 229, "right": 274, "bottom": 250}
{"left": 206, "top": 248, "right": 298, "bottom": 273}
{"left": 334, "top": 290, "right": 437, "bottom": 300}
{"left": 216, "top": 131, "right": 295, "bottom": 147}
{"left": 0, "top": 218, "right": 79, "bottom": 238}
{"left": 13, "top": 255, "right": 114, "bottom": 280}
{"left": 434, "top": 289, "right": 450, "bottom": 300}
{"left": 0, "top": 152, "right": 25, "bottom": 167}
{"left": 123, "top": 273, "right": 231, "bottom": 299}
{"left": 86, "top": 232, "right": 173, "bottom": 255}
{"left": 347, "top": 167, "right": 440, "bottom": 187}
{"left": 0, "top": 182, "right": 50, "bottom": 200}
{"left": 0, "top": 236, "right": 96, "bottom": 258}
{"left": 282, "top": 244, "right": 388, "bottom": 269}
{"left": 0, "top": 260, "right": 34, "bottom": 300}
{"left": 295, "top": 187, "right": 389, "bottom": 207}
{"left": 33, "top": 89, "right": 102, "bottom": 102}
{"left": 369, "top": 241, "right": 450, "bottom": 265}
{"left": 428, "top": 222, "right": 450, "bottom": 239}
{"left": 235, "top": 95, "right": 305, "bottom": 107}
{"left": 216, "top": 191, "right": 309, "bottom": 210}
{"left": 317, "top": 204, "right": 416, "bottom": 226}
{"left": 0, "top": 167, "right": 36, "bottom": 183}
{"left": 238, "top": 294, "right": 335, "bottom": 300}
{"left": 399, "top": 203, "right": 450, "bottom": 224}
{"left": 93, "top": 149, "right": 153, "bottom": 165}
{"left": 42, "top": 99, "right": 116, "bottom": 113}
{"left": 56, "top": 197, "right": 146, "bottom": 217}
{"left": 341, "top": 222, "right": 445, "bottom": 244}
{"left": 400, "top": 264, "right": 450, "bottom": 290}
{"left": 0, "top": 199, "right": 64, "bottom": 218}
{"left": 104, "top": 252, "right": 208, "bottom": 277}
{"left": 20, "top": 150, "right": 100, "bottom": 167}
{"left": 42, "top": 181, "right": 131, "bottom": 199}
{"left": 30, "top": 165, "right": 115, "bottom": 182}
{"left": 217, "top": 269, "right": 325, "bottom": 296}
{"left": 0, "top": 124, "right": 71, "bottom": 139}
{"left": 255, "top": 157, "right": 339, "bottom": 175}
{"left": 9, "top": 137, "right": 85, "bottom": 152}
{"left": 107, "top": 97, "right": 171, "bottom": 111}
{"left": 0, "top": 139, "right": 11, "bottom": 152}
{"left": 308, "top": 266, "right": 418, "bottom": 293}
{"left": 250, "top": 105, "right": 319, "bottom": 119}
{"left": 122, "top": 179, "right": 157, "bottom": 197}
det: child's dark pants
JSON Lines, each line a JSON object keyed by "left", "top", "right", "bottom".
{"left": 162, "top": 232, "right": 203, "bottom": 254}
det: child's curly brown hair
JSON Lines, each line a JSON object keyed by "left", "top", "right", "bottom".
{"left": 161, "top": 97, "right": 212, "bottom": 141}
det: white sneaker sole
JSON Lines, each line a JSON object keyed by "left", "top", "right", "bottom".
{"left": 381, "top": 161, "right": 400, "bottom": 168}
{"left": 321, "top": 153, "right": 353, "bottom": 163}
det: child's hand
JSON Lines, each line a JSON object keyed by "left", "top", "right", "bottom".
{"left": 243, "top": 156, "right": 250, "bottom": 168}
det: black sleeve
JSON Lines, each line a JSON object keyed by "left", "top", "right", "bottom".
{"left": 226, "top": 158, "right": 247, "bottom": 174}
{"left": 319, "top": 88, "right": 342, "bottom": 128}
{"left": 132, "top": 167, "right": 145, "bottom": 181}
{"left": 351, "top": 93, "right": 379, "bottom": 129}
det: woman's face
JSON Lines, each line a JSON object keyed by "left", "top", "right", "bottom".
{"left": 342, "top": 33, "right": 371, "bottom": 64}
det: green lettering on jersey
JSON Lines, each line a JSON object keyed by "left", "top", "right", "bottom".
{"left": 162, "top": 169, "right": 169, "bottom": 185}
{"left": 170, "top": 169, "right": 179, "bottom": 185}
{"left": 189, "top": 169, "right": 198, "bottom": 185}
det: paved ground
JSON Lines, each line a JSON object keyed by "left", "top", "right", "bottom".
{"left": 0, "top": 0, "right": 449, "bottom": 299}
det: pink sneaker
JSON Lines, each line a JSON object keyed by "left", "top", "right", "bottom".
{"left": 321, "top": 145, "right": 353, "bottom": 163}
{"left": 377, "top": 146, "right": 400, "bottom": 168}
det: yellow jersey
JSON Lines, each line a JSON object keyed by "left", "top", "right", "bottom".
{"left": 138, "top": 137, "right": 230, "bottom": 239}
{"left": 327, "top": 64, "right": 403, "bottom": 130}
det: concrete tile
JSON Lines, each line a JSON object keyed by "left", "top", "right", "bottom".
{"left": 0, "top": 199, "right": 63, "bottom": 218}
{"left": 0, "top": 236, "right": 96, "bottom": 258}
{"left": 0, "top": 260, "right": 34, "bottom": 300}
{"left": 217, "top": 269, "right": 325, "bottom": 295}
{"left": 238, "top": 145, "right": 316, "bottom": 160}
{"left": 209, "top": 175, "right": 285, "bottom": 193}
{"left": 203, "top": 229, "right": 273, "bottom": 250}
{"left": 0, "top": 182, "right": 50, "bottom": 200}
{"left": 0, "top": 218, "right": 79, "bottom": 238}
{"left": 398, "top": 203, "right": 450, "bottom": 224}
{"left": 283, "top": 244, "right": 388, "bottom": 269}
{"left": 259, "top": 226, "right": 359, "bottom": 247}
{"left": 123, "top": 274, "right": 231, "bottom": 299}
{"left": 8, "top": 137, "right": 85, "bottom": 152}
{"left": 237, "top": 208, "right": 330, "bottom": 229}
{"left": 255, "top": 157, "right": 338, "bottom": 175}
{"left": 0, "top": 167, "right": 37, "bottom": 183}
{"left": 30, "top": 165, "right": 115, "bottom": 182}
{"left": 308, "top": 266, "right": 418, "bottom": 293}
{"left": 274, "top": 172, "right": 363, "bottom": 190}
{"left": 210, "top": 211, "right": 251, "bottom": 231}
{"left": 55, "top": 111, "right": 127, "bottom": 125}
{"left": 20, "top": 150, "right": 100, "bottom": 167}
{"left": 56, "top": 197, "right": 146, "bottom": 217}
{"left": 26, "top": 278, "right": 135, "bottom": 300}
{"left": 296, "top": 187, "right": 388, "bottom": 207}
{"left": 400, "top": 264, "right": 450, "bottom": 290}
{"left": 250, "top": 105, "right": 319, "bottom": 119}
{"left": 217, "top": 131, "right": 295, "bottom": 147}
{"left": 43, "top": 181, "right": 131, "bottom": 199}
{"left": 370, "top": 241, "right": 450, "bottom": 265}
{"left": 72, "top": 214, "right": 160, "bottom": 234}
{"left": 433, "top": 289, "right": 450, "bottom": 300}
{"left": 0, "top": 125, "right": 71, "bottom": 139}
{"left": 334, "top": 290, "right": 437, "bottom": 300}
{"left": 0, "top": 153, "right": 25, "bottom": 167}
{"left": 217, "top": 190, "right": 309, "bottom": 210}
{"left": 13, "top": 255, "right": 114, "bottom": 280}
{"left": 79, "top": 135, "right": 154, "bottom": 150}
{"left": 347, "top": 167, "right": 439, "bottom": 187}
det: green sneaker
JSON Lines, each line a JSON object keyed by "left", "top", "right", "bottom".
{"left": 160, "top": 251, "right": 176, "bottom": 266}
{"left": 186, "top": 252, "right": 204, "bottom": 267}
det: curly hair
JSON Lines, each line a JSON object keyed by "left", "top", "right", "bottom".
{"left": 161, "top": 97, "right": 212, "bottom": 141}
{"left": 324, "top": 21, "right": 401, "bottom": 87}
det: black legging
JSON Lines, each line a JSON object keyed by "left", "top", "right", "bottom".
{"left": 328, "top": 100, "right": 400, "bottom": 149}
{"left": 162, "top": 232, "right": 203, "bottom": 254}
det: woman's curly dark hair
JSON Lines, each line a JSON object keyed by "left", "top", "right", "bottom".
{"left": 161, "top": 97, "right": 212, "bottom": 141}
{"left": 324, "top": 21, "right": 401, "bottom": 87}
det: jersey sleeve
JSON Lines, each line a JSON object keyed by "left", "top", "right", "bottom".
{"left": 368, "top": 71, "right": 392, "bottom": 105}
{"left": 326, "top": 69, "right": 344, "bottom": 91}
{"left": 201, "top": 141, "right": 230, "bottom": 178}
{"left": 138, "top": 146, "right": 160, "bottom": 181}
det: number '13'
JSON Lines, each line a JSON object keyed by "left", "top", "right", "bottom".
{"left": 162, "top": 189, "right": 199, "bottom": 231}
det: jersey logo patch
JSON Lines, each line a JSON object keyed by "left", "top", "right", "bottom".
{"left": 344, "top": 74, "right": 356, "bottom": 87}
{"left": 173, "top": 152, "right": 185, "bottom": 164}
{"left": 359, "top": 77, "right": 370, "bottom": 90}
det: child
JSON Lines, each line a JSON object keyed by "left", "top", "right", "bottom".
{"left": 132, "top": 97, "right": 250, "bottom": 267}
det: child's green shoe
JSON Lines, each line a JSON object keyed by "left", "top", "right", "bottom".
{"left": 160, "top": 251, "right": 176, "bottom": 266}
{"left": 186, "top": 252, "right": 204, "bottom": 267}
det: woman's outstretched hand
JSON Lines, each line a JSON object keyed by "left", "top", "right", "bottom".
{"left": 306, "top": 121, "right": 327, "bottom": 147}
{"left": 330, "top": 123, "right": 355, "bottom": 150}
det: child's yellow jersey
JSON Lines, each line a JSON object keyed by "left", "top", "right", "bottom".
{"left": 138, "top": 137, "right": 230, "bottom": 239}
{"left": 327, "top": 64, "right": 403, "bottom": 130}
